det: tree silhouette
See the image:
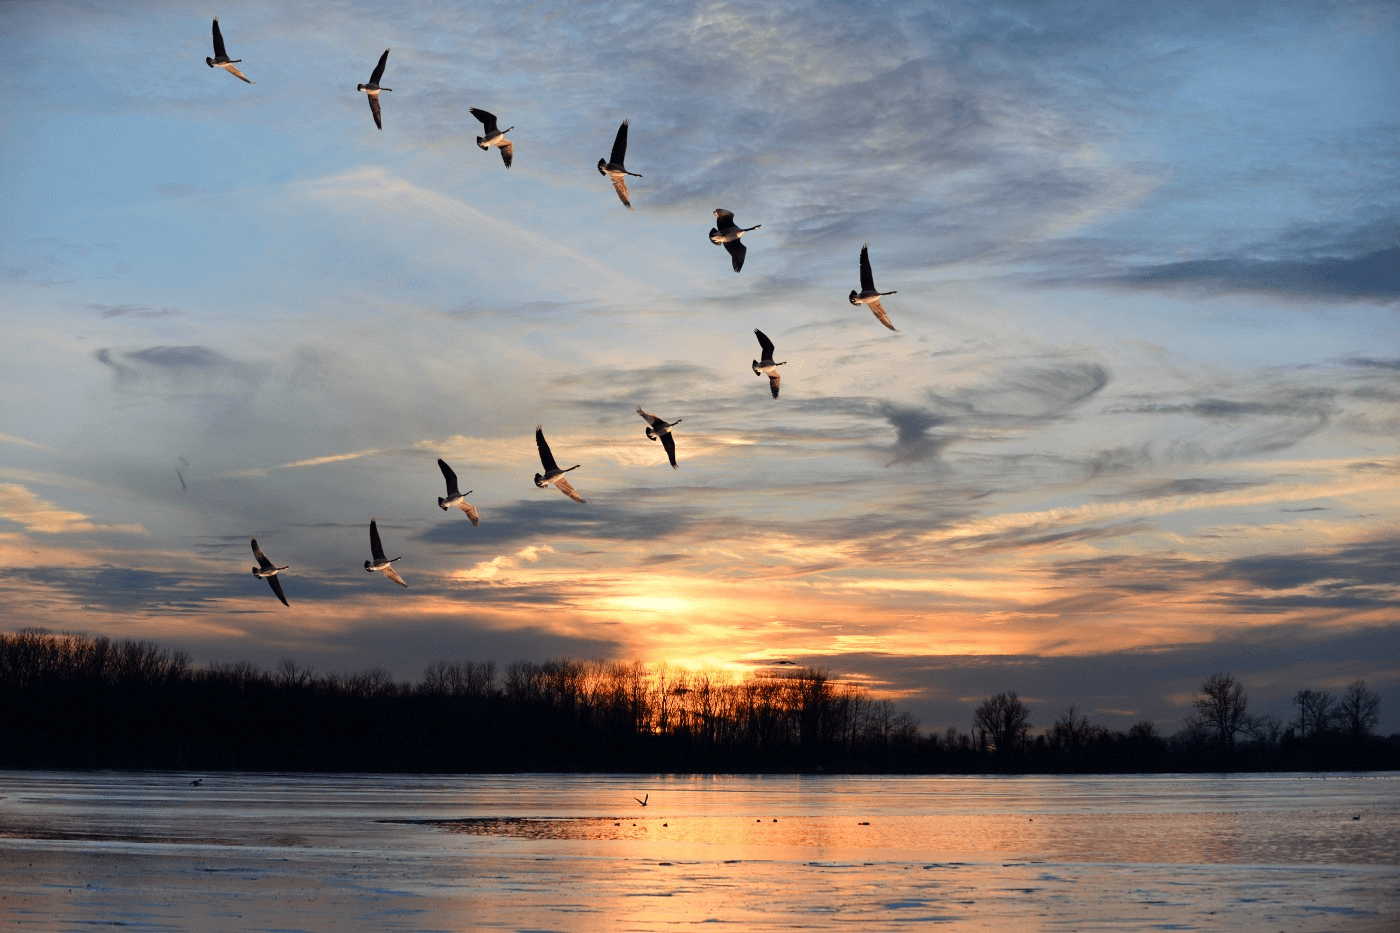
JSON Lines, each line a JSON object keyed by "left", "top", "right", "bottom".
{"left": 1337, "top": 679, "right": 1381, "bottom": 739}
{"left": 1189, "top": 672, "right": 1250, "bottom": 754}
{"left": 973, "top": 691, "right": 1030, "bottom": 758}
{"left": 1292, "top": 688, "right": 1336, "bottom": 739}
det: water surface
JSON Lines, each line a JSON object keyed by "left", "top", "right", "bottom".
{"left": 2, "top": 771, "right": 1396, "bottom": 931}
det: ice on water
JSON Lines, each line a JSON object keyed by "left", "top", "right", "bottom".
{"left": 1, "top": 771, "right": 1397, "bottom": 931}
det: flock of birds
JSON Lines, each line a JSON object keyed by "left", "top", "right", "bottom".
{"left": 203, "top": 18, "right": 906, "bottom": 607}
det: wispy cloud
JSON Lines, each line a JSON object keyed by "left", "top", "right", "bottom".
{"left": 0, "top": 484, "right": 144, "bottom": 535}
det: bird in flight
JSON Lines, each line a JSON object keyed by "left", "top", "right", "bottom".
{"left": 206, "top": 18, "right": 253, "bottom": 84}
{"left": 634, "top": 793, "right": 649, "bottom": 807}
{"left": 437, "top": 458, "right": 479, "bottom": 526}
{"left": 534, "top": 426, "right": 585, "bottom": 503}
{"left": 849, "top": 243, "right": 899, "bottom": 331}
{"left": 597, "top": 120, "right": 643, "bottom": 209}
{"left": 250, "top": 538, "right": 289, "bottom": 607}
{"left": 471, "top": 108, "right": 515, "bottom": 168}
{"left": 357, "top": 49, "right": 392, "bottom": 130}
{"left": 636, "top": 407, "right": 682, "bottom": 469}
{"left": 365, "top": 518, "right": 407, "bottom": 587}
{"left": 709, "top": 209, "right": 761, "bottom": 273}
{"left": 752, "top": 329, "right": 786, "bottom": 399}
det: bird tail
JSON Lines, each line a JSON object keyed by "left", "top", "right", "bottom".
{"left": 438, "top": 497, "right": 449, "bottom": 510}
{"left": 534, "top": 473, "right": 546, "bottom": 488}
{"left": 364, "top": 560, "right": 374, "bottom": 572}
{"left": 646, "top": 427, "right": 657, "bottom": 440}
{"left": 206, "top": 57, "right": 215, "bottom": 68}
{"left": 476, "top": 136, "right": 487, "bottom": 149}
{"left": 849, "top": 290, "right": 860, "bottom": 306}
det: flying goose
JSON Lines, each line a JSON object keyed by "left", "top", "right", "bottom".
{"left": 471, "top": 108, "right": 514, "bottom": 168}
{"left": 634, "top": 793, "right": 649, "bottom": 807}
{"left": 534, "top": 426, "right": 585, "bottom": 503}
{"left": 752, "top": 329, "right": 786, "bottom": 399}
{"left": 597, "top": 120, "right": 642, "bottom": 209}
{"left": 206, "top": 18, "right": 253, "bottom": 84}
{"left": 357, "top": 49, "right": 391, "bottom": 130}
{"left": 437, "top": 458, "right": 479, "bottom": 526}
{"left": 636, "top": 407, "right": 681, "bottom": 469}
{"left": 850, "top": 243, "right": 899, "bottom": 331}
{"left": 365, "top": 518, "right": 407, "bottom": 587}
{"left": 250, "top": 538, "right": 289, "bottom": 607}
{"left": 709, "top": 209, "right": 761, "bottom": 273}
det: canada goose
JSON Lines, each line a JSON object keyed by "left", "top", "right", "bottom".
{"left": 597, "top": 120, "right": 642, "bottom": 209}
{"left": 752, "top": 328, "right": 786, "bottom": 399}
{"left": 636, "top": 407, "right": 681, "bottom": 469}
{"left": 206, "top": 18, "right": 253, "bottom": 84}
{"left": 357, "top": 49, "right": 391, "bottom": 130}
{"left": 471, "top": 108, "right": 514, "bottom": 168}
{"left": 436, "top": 458, "right": 479, "bottom": 526}
{"left": 534, "top": 426, "right": 585, "bottom": 503}
{"left": 709, "top": 209, "right": 761, "bottom": 273}
{"left": 250, "top": 538, "right": 289, "bottom": 607}
{"left": 365, "top": 518, "right": 407, "bottom": 587}
{"left": 849, "top": 243, "right": 898, "bottom": 331}
{"left": 634, "top": 793, "right": 649, "bottom": 807}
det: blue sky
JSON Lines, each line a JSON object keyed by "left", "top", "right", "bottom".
{"left": 1, "top": 0, "right": 1397, "bottom": 735}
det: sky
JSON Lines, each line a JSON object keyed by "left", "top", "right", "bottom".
{"left": 1, "top": 0, "right": 1397, "bottom": 736}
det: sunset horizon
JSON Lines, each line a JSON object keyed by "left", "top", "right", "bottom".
{"left": 1, "top": 0, "right": 1396, "bottom": 740}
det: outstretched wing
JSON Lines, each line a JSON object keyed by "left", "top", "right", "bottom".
{"left": 251, "top": 538, "right": 276, "bottom": 572}
{"left": 382, "top": 565, "right": 408, "bottom": 587}
{"left": 535, "top": 426, "right": 560, "bottom": 472}
{"left": 713, "top": 209, "right": 736, "bottom": 232}
{"left": 554, "top": 476, "right": 586, "bottom": 504}
{"left": 224, "top": 63, "right": 253, "bottom": 84}
{"left": 459, "top": 500, "right": 480, "bottom": 526}
{"left": 636, "top": 407, "right": 660, "bottom": 429}
{"left": 437, "top": 458, "right": 460, "bottom": 497}
{"left": 768, "top": 371, "right": 781, "bottom": 399}
{"left": 470, "top": 107, "right": 498, "bottom": 133}
{"left": 867, "top": 297, "right": 897, "bottom": 331}
{"left": 754, "top": 328, "right": 775, "bottom": 358}
{"left": 610, "top": 175, "right": 631, "bottom": 209}
{"left": 859, "top": 243, "right": 876, "bottom": 292}
{"left": 724, "top": 238, "right": 747, "bottom": 273}
{"left": 368, "top": 93, "right": 382, "bottom": 130}
{"left": 610, "top": 120, "right": 630, "bottom": 166}
{"left": 212, "top": 18, "right": 228, "bottom": 59}
{"left": 369, "top": 518, "right": 387, "bottom": 562}
{"left": 660, "top": 432, "right": 677, "bottom": 469}
{"left": 370, "top": 48, "right": 389, "bottom": 85}
{"left": 265, "top": 574, "right": 289, "bottom": 607}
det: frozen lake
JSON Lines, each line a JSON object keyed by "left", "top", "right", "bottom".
{"left": 1, "top": 770, "right": 1397, "bottom": 931}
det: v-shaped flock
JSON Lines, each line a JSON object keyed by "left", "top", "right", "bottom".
{"left": 196, "top": 19, "right": 910, "bottom": 607}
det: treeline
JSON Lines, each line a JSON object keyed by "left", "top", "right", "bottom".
{"left": 2, "top": 630, "right": 1396, "bottom": 773}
